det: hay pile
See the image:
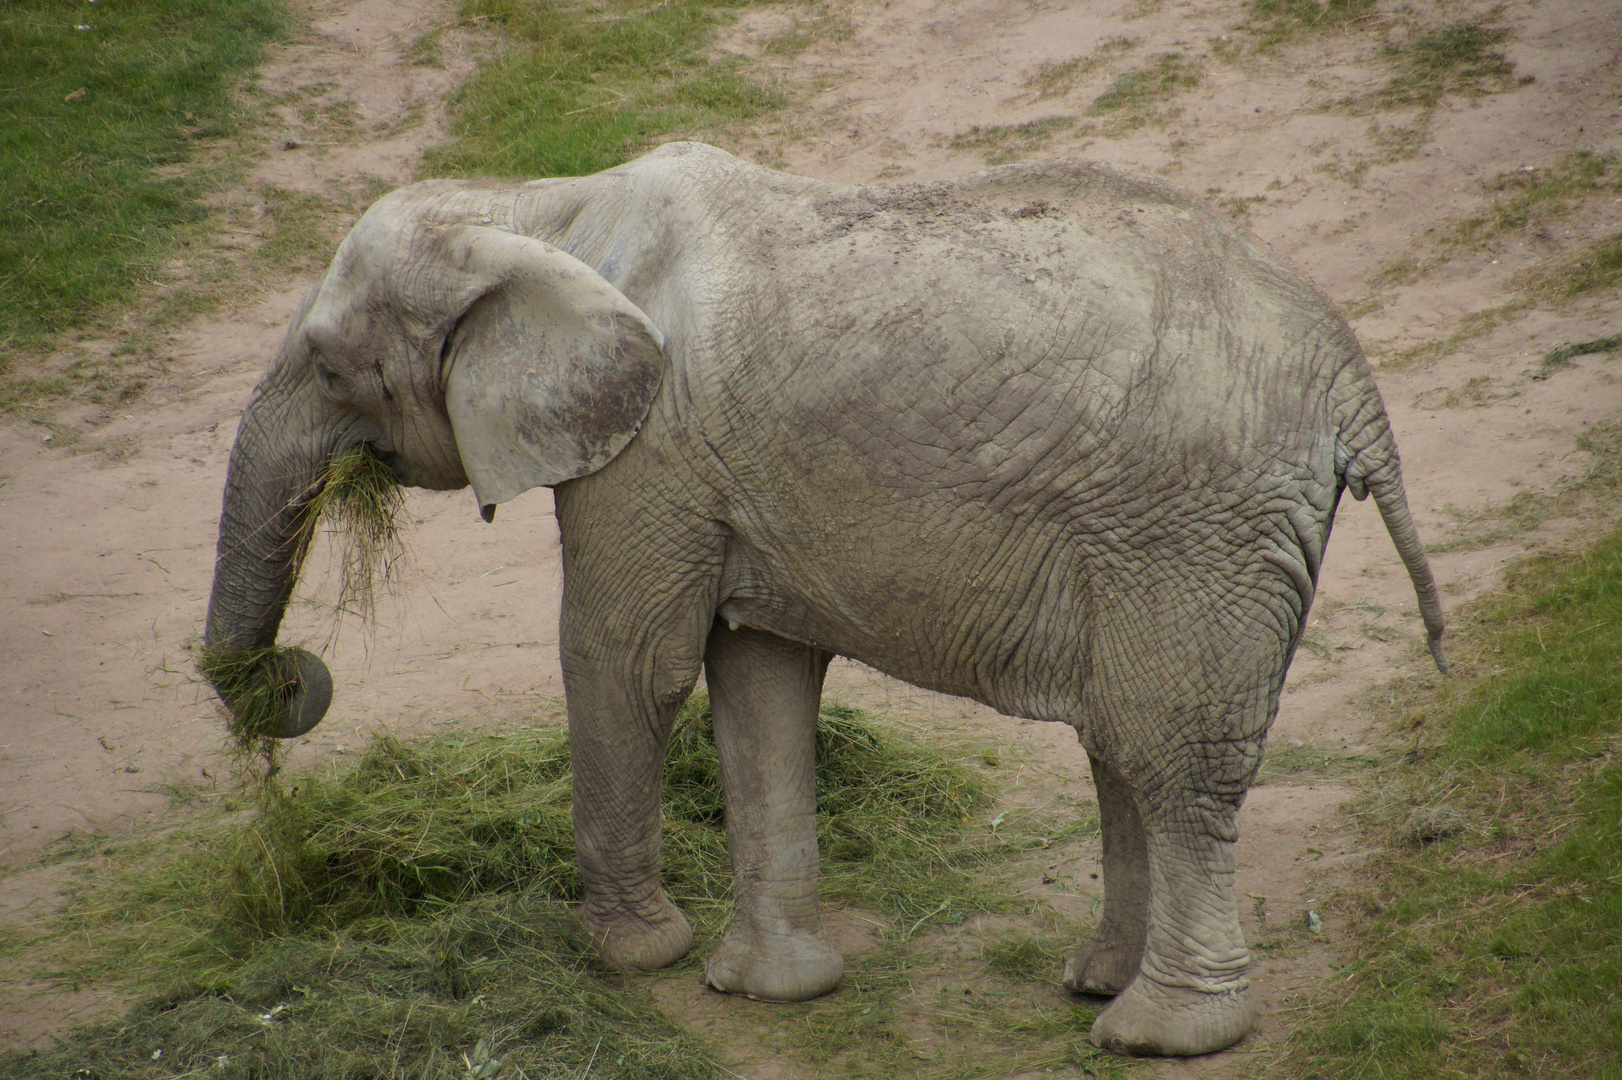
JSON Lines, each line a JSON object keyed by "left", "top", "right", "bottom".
{"left": 5, "top": 696, "right": 1025, "bottom": 1080}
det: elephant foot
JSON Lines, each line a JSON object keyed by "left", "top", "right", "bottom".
{"left": 1090, "top": 978, "right": 1253, "bottom": 1057}
{"left": 577, "top": 893, "right": 693, "bottom": 970}
{"left": 1062, "top": 937, "right": 1142, "bottom": 997}
{"left": 705, "top": 925, "right": 844, "bottom": 1002}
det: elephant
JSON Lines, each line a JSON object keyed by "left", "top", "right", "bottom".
{"left": 202, "top": 142, "right": 1446, "bottom": 1057}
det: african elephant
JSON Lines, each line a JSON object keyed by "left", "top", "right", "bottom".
{"left": 202, "top": 142, "right": 1446, "bottom": 1057}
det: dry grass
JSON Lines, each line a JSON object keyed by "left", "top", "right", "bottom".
{"left": 1085, "top": 52, "right": 1201, "bottom": 133}
{"left": 5, "top": 694, "right": 1117, "bottom": 1078}
{"left": 950, "top": 116, "right": 1077, "bottom": 165}
{"left": 1021, "top": 36, "right": 1136, "bottom": 100}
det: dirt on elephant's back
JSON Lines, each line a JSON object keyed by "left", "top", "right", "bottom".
{"left": 3, "top": 0, "right": 1620, "bottom": 1072}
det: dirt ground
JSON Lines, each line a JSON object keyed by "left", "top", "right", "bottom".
{"left": 2, "top": 0, "right": 1619, "bottom": 1072}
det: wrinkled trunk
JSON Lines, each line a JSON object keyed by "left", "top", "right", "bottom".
{"left": 203, "top": 355, "right": 355, "bottom": 737}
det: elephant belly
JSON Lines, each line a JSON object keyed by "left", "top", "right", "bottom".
{"left": 713, "top": 522, "right": 1092, "bottom": 726}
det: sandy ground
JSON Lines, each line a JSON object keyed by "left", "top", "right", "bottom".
{"left": 1, "top": 0, "right": 1618, "bottom": 1070}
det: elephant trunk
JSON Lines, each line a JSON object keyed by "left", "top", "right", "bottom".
{"left": 203, "top": 359, "right": 350, "bottom": 738}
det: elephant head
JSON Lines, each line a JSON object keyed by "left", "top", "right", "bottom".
{"left": 202, "top": 185, "right": 667, "bottom": 737}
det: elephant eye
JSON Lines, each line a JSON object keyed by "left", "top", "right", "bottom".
{"left": 314, "top": 362, "right": 340, "bottom": 391}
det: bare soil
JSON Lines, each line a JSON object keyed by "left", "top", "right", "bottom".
{"left": 2, "top": 0, "right": 1619, "bottom": 1072}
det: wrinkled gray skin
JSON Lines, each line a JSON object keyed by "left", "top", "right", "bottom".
{"left": 204, "top": 143, "right": 1446, "bottom": 1057}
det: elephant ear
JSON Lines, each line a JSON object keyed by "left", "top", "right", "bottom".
{"left": 440, "top": 225, "right": 666, "bottom": 517}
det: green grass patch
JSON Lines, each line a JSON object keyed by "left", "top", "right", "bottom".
{"left": 1364, "top": 152, "right": 1621, "bottom": 300}
{"left": 950, "top": 116, "right": 1077, "bottom": 165}
{"left": 0, "top": 0, "right": 285, "bottom": 359}
{"left": 761, "top": 3, "right": 854, "bottom": 59}
{"left": 1089, "top": 53, "right": 1201, "bottom": 114}
{"left": 1279, "top": 528, "right": 1622, "bottom": 1078}
{"left": 1084, "top": 52, "right": 1201, "bottom": 134}
{"left": 424, "top": 0, "right": 784, "bottom": 180}
{"left": 6, "top": 695, "right": 1106, "bottom": 1078}
{"left": 1258, "top": 739, "right": 1381, "bottom": 784}
{"left": 1373, "top": 23, "right": 1525, "bottom": 109}
{"left": 1021, "top": 36, "right": 1137, "bottom": 100}
{"left": 1535, "top": 230, "right": 1622, "bottom": 301}
{"left": 1456, "top": 151, "right": 1622, "bottom": 249}
{"left": 1239, "top": 0, "right": 1377, "bottom": 52}
{"left": 1378, "top": 301, "right": 1525, "bottom": 371}
{"left": 982, "top": 931, "right": 1069, "bottom": 982}
{"left": 1529, "top": 334, "right": 1622, "bottom": 381}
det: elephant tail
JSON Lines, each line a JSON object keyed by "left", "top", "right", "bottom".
{"left": 1338, "top": 409, "right": 1449, "bottom": 674}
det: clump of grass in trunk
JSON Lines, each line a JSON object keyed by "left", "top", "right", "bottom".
{"left": 196, "top": 445, "right": 404, "bottom": 785}
{"left": 6, "top": 696, "right": 1085, "bottom": 1079}
{"left": 194, "top": 643, "right": 314, "bottom": 786}
{"left": 296, "top": 443, "right": 407, "bottom": 627}
{"left": 1274, "top": 527, "right": 1622, "bottom": 1078}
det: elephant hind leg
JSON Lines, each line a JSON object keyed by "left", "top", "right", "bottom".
{"left": 1087, "top": 796, "right": 1255, "bottom": 1057}
{"left": 1064, "top": 752, "right": 1149, "bottom": 996}
{"left": 702, "top": 622, "right": 843, "bottom": 1002}
{"left": 1081, "top": 609, "right": 1281, "bottom": 1056}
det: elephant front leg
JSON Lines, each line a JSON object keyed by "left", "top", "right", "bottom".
{"left": 569, "top": 652, "right": 695, "bottom": 970}
{"left": 703, "top": 622, "right": 843, "bottom": 1002}
{"left": 1064, "top": 752, "right": 1149, "bottom": 996}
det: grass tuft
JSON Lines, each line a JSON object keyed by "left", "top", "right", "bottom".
{"left": 950, "top": 117, "right": 1076, "bottom": 165}
{"left": 1089, "top": 53, "right": 1201, "bottom": 113}
{"left": 1428, "top": 418, "right": 1622, "bottom": 555}
{"left": 1458, "top": 152, "right": 1622, "bottom": 249}
{"left": 1085, "top": 53, "right": 1201, "bottom": 134}
{"left": 1240, "top": 0, "right": 1377, "bottom": 52}
{"left": 1374, "top": 23, "right": 1523, "bottom": 109}
{"left": 1021, "top": 36, "right": 1137, "bottom": 99}
{"left": 1542, "top": 334, "right": 1622, "bottom": 369}
{"left": 982, "top": 931, "right": 1067, "bottom": 982}
{"left": 1538, "top": 231, "right": 1622, "bottom": 301}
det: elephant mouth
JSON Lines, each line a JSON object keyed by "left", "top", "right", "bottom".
{"left": 367, "top": 445, "right": 408, "bottom": 486}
